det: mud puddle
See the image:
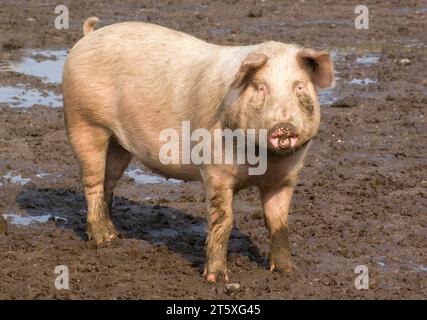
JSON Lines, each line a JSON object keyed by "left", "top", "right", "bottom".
{"left": 2, "top": 213, "right": 67, "bottom": 226}
{"left": 126, "top": 167, "right": 182, "bottom": 184}
{"left": 348, "top": 78, "right": 377, "bottom": 85}
{"left": 0, "top": 49, "right": 65, "bottom": 108}
{"left": 1, "top": 171, "right": 62, "bottom": 186}
{"left": 391, "top": 7, "right": 427, "bottom": 15}
{"left": 0, "top": 85, "right": 62, "bottom": 108}
{"left": 356, "top": 54, "right": 381, "bottom": 65}
{"left": 318, "top": 49, "right": 383, "bottom": 104}
{"left": 2, "top": 172, "right": 32, "bottom": 186}
{"left": 3, "top": 49, "right": 66, "bottom": 84}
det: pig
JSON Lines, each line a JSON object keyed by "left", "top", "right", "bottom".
{"left": 62, "top": 17, "right": 334, "bottom": 283}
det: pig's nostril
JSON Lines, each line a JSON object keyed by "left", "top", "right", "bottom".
{"left": 277, "top": 135, "right": 299, "bottom": 148}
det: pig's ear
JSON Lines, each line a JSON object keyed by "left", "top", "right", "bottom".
{"left": 231, "top": 52, "right": 268, "bottom": 88}
{"left": 298, "top": 48, "right": 335, "bottom": 89}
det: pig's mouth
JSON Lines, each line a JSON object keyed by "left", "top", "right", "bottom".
{"left": 267, "top": 124, "right": 301, "bottom": 154}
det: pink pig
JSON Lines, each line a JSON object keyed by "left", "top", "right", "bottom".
{"left": 63, "top": 17, "right": 334, "bottom": 282}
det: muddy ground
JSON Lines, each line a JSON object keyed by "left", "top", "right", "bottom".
{"left": 0, "top": 0, "right": 426, "bottom": 299}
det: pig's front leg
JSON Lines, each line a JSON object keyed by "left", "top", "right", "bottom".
{"left": 261, "top": 184, "right": 295, "bottom": 272}
{"left": 201, "top": 168, "right": 234, "bottom": 283}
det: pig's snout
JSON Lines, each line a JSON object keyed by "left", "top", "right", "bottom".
{"left": 268, "top": 123, "right": 299, "bottom": 150}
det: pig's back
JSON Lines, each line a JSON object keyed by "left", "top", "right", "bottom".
{"left": 64, "top": 21, "right": 217, "bottom": 97}
{"left": 63, "top": 22, "right": 225, "bottom": 124}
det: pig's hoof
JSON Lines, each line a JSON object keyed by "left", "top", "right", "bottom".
{"left": 87, "top": 221, "right": 118, "bottom": 245}
{"left": 269, "top": 258, "right": 295, "bottom": 273}
{"left": 203, "top": 266, "right": 229, "bottom": 283}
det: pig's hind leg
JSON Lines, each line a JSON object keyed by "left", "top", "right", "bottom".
{"left": 68, "top": 124, "right": 118, "bottom": 244}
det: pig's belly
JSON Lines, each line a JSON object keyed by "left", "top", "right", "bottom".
{"left": 113, "top": 124, "right": 203, "bottom": 183}
{"left": 138, "top": 156, "right": 202, "bottom": 183}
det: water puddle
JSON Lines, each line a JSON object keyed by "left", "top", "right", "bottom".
{"left": 391, "top": 7, "right": 427, "bottom": 15}
{"left": 2, "top": 213, "right": 67, "bottom": 226}
{"left": 2, "top": 172, "right": 31, "bottom": 186}
{"left": 209, "top": 27, "right": 232, "bottom": 36}
{"left": 402, "top": 40, "right": 426, "bottom": 48}
{"left": 0, "top": 49, "right": 66, "bottom": 108}
{"left": 35, "top": 171, "right": 62, "bottom": 179}
{"left": 318, "top": 89, "right": 337, "bottom": 105}
{"left": 418, "top": 265, "right": 427, "bottom": 272}
{"left": 1, "top": 171, "right": 61, "bottom": 185}
{"left": 348, "top": 78, "right": 377, "bottom": 85}
{"left": 302, "top": 19, "right": 351, "bottom": 26}
{"left": 3, "top": 50, "right": 67, "bottom": 84}
{"left": 125, "top": 168, "right": 181, "bottom": 184}
{"left": 356, "top": 54, "right": 380, "bottom": 65}
{"left": 0, "top": 85, "right": 62, "bottom": 108}
{"left": 35, "top": 172, "right": 52, "bottom": 178}
{"left": 373, "top": 258, "right": 427, "bottom": 274}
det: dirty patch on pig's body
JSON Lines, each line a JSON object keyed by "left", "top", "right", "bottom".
{"left": 298, "top": 93, "right": 315, "bottom": 116}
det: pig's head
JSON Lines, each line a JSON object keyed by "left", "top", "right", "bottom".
{"left": 223, "top": 42, "right": 334, "bottom": 155}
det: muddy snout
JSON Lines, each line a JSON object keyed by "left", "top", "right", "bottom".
{"left": 268, "top": 123, "right": 299, "bottom": 150}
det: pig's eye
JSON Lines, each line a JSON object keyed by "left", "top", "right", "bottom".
{"left": 257, "top": 83, "right": 267, "bottom": 93}
{"left": 296, "top": 81, "right": 304, "bottom": 92}
{"left": 252, "top": 83, "right": 267, "bottom": 105}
